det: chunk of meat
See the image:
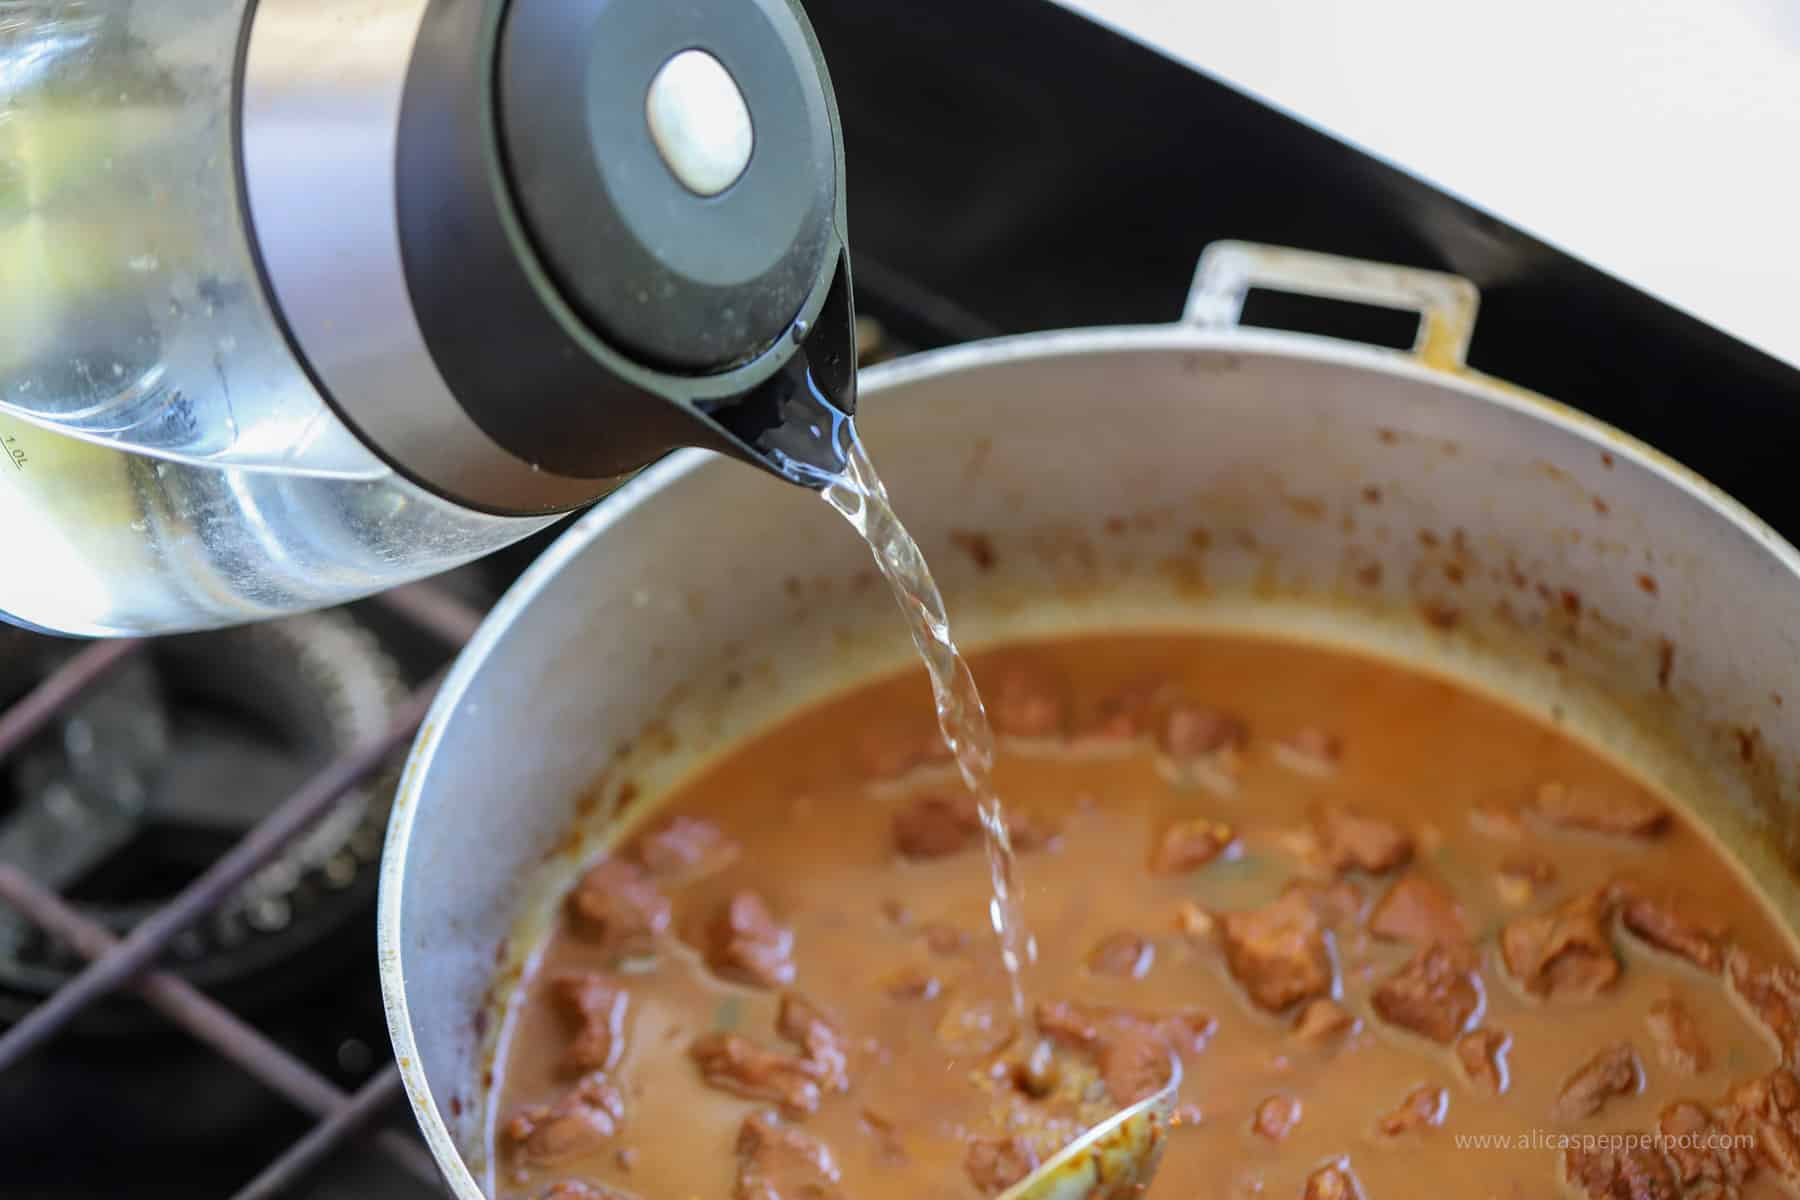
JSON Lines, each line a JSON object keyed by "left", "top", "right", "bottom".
{"left": 1376, "top": 1084, "right": 1446, "bottom": 1136}
{"left": 1369, "top": 873, "right": 1470, "bottom": 947}
{"left": 922, "top": 922, "right": 968, "bottom": 956}
{"left": 1218, "top": 888, "right": 1334, "bottom": 1013}
{"left": 551, "top": 972, "right": 629, "bottom": 1074}
{"left": 1034, "top": 999, "right": 1215, "bottom": 1057}
{"left": 706, "top": 892, "right": 796, "bottom": 989}
{"left": 990, "top": 666, "right": 1067, "bottom": 739}
{"left": 1157, "top": 703, "right": 1248, "bottom": 758}
{"left": 1729, "top": 1067, "right": 1800, "bottom": 1189}
{"left": 1660, "top": 1101, "right": 1752, "bottom": 1192}
{"left": 1455, "top": 1027, "right": 1511, "bottom": 1094}
{"left": 1618, "top": 887, "right": 1725, "bottom": 972}
{"left": 893, "top": 793, "right": 978, "bottom": 860}
{"left": 1646, "top": 993, "right": 1709, "bottom": 1075}
{"left": 1148, "top": 1010, "right": 1220, "bottom": 1057}
{"left": 856, "top": 725, "right": 953, "bottom": 780}
{"left": 632, "top": 814, "right": 737, "bottom": 879}
{"left": 1031, "top": 999, "right": 1134, "bottom": 1050}
{"left": 565, "top": 859, "right": 670, "bottom": 956}
{"left": 534, "top": 1183, "right": 630, "bottom": 1200}
{"left": 1372, "top": 944, "right": 1481, "bottom": 1044}
{"left": 1312, "top": 804, "right": 1413, "bottom": 874}
{"left": 777, "top": 993, "right": 849, "bottom": 1092}
{"left": 1293, "top": 998, "right": 1357, "bottom": 1044}
{"left": 1011, "top": 1039, "right": 1061, "bottom": 1099}
{"left": 1100, "top": 1027, "right": 1175, "bottom": 1105}
{"left": 882, "top": 966, "right": 943, "bottom": 1001}
{"left": 1002, "top": 807, "right": 1061, "bottom": 854}
{"left": 1077, "top": 676, "right": 1169, "bottom": 743}
{"left": 1499, "top": 887, "right": 1621, "bottom": 1001}
{"left": 1727, "top": 949, "right": 1800, "bottom": 1063}
{"left": 1150, "top": 817, "right": 1237, "bottom": 875}
{"left": 1251, "top": 1094, "right": 1301, "bottom": 1141}
{"left": 689, "top": 1033, "right": 821, "bottom": 1118}
{"left": 1552, "top": 1042, "right": 1642, "bottom": 1122}
{"left": 1532, "top": 780, "right": 1669, "bottom": 837}
{"left": 503, "top": 1074, "right": 627, "bottom": 1169}
{"left": 965, "top": 1136, "right": 1039, "bottom": 1195}
{"left": 1302, "top": 1160, "right": 1363, "bottom": 1200}
{"left": 893, "top": 793, "right": 1053, "bottom": 859}
{"left": 1274, "top": 727, "right": 1342, "bottom": 775}
{"left": 1562, "top": 1144, "right": 1678, "bottom": 1200}
{"left": 1087, "top": 932, "right": 1155, "bottom": 979}
{"left": 735, "top": 1109, "right": 842, "bottom": 1200}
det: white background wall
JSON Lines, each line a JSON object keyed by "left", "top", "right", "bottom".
{"left": 1058, "top": 0, "right": 1800, "bottom": 369}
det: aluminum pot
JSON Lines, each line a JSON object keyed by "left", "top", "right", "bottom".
{"left": 379, "top": 241, "right": 1800, "bottom": 1195}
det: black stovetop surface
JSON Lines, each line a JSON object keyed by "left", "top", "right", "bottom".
{"left": 4, "top": 1, "right": 1795, "bottom": 1196}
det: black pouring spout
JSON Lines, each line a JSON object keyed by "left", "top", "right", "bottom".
{"left": 699, "top": 251, "right": 861, "bottom": 488}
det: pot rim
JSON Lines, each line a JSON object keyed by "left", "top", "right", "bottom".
{"left": 377, "top": 319, "right": 1800, "bottom": 1196}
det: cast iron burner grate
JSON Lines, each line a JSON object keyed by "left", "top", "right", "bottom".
{"left": 0, "top": 584, "right": 485, "bottom": 1199}
{"left": 0, "top": 615, "right": 405, "bottom": 1026}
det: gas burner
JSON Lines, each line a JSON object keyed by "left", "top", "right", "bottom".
{"left": 0, "top": 614, "right": 404, "bottom": 1028}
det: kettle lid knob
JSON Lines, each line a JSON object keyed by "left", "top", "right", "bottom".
{"left": 644, "top": 49, "right": 756, "bottom": 198}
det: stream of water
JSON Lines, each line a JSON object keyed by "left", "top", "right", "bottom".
{"left": 763, "top": 385, "right": 1035, "bottom": 1015}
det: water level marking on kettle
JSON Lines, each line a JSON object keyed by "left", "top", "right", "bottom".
{"left": 3, "top": 434, "right": 24, "bottom": 471}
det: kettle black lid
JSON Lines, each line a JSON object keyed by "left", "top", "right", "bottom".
{"left": 495, "top": 0, "right": 839, "bottom": 374}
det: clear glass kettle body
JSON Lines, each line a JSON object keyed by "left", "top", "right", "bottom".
{"left": 0, "top": 2, "right": 554, "bottom": 636}
{"left": 0, "top": 0, "right": 856, "bottom": 637}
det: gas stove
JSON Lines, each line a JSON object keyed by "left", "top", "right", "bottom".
{"left": 0, "top": 579, "right": 492, "bottom": 1199}
{"left": 2, "top": 1, "right": 1795, "bottom": 1197}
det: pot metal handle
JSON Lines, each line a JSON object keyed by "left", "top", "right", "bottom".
{"left": 1183, "top": 240, "right": 1480, "bottom": 371}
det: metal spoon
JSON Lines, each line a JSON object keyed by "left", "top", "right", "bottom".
{"left": 999, "top": 1053, "right": 1183, "bottom": 1200}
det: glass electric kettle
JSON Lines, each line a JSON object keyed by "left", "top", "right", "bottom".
{"left": 0, "top": 0, "right": 856, "bottom": 636}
